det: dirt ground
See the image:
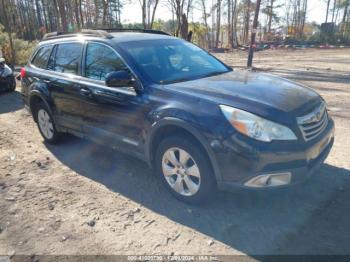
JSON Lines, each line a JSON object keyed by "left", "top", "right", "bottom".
{"left": 0, "top": 49, "right": 350, "bottom": 258}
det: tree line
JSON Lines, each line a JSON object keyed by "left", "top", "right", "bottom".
{"left": 0, "top": 0, "right": 350, "bottom": 44}
{"left": 0, "top": 0, "right": 349, "bottom": 57}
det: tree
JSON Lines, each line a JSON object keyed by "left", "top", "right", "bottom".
{"left": 35, "top": 0, "right": 44, "bottom": 27}
{"left": 267, "top": 0, "right": 274, "bottom": 34}
{"left": 74, "top": 0, "right": 81, "bottom": 30}
{"left": 0, "top": 0, "right": 16, "bottom": 69}
{"left": 215, "top": 0, "right": 221, "bottom": 47}
{"left": 243, "top": 0, "right": 251, "bottom": 44}
{"left": 227, "top": 0, "right": 239, "bottom": 48}
{"left": 326, "top": 0, "right": 331, "bottom": 22}
{"left": 56, "top": 0, "right": 68, "bottom": 31}
{"left": 0, "top": 0, "right": 348, "bottom": 54}
{"left": 331, "top": 0, "right": 338, "bottom": 23}
{"left": 227, "top": 0, "right": 232, "bottom": 48}
{"left": 102, "top": 0, "right": 109, "bottom": 26}
{"left": 231, "top": 0, "right": 238, "bottom": 47}
{"left": 286, "top": 0, "right": 308, "bottom": 38}
{"left": 199, "top": 0, "right": 211, "bottom": 48}
{"left": 167, "top": 0, "right": 192, "bottom": 39}
{"left": 247, "top": 0, "right": 261, "bottom": 67}
{"left": 341, "top": 0, "right": 349, "bottom": 36}
{"left": 141, "top": 0, "right": 161, "bottom": 29}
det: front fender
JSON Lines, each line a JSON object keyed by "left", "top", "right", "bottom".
{"left": 145, "top": 117, "right": 223, "bottom": 184}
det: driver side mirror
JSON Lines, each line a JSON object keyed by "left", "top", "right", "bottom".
{"left": 105, "top": 71, "right": 139, "bottom": 90}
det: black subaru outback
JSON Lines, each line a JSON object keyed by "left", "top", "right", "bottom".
{"left": 21, "top": 29, "right": 334, "bottom": 203}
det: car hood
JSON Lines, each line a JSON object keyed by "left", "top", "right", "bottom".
{"left": 164, "top": 70, "right": 322, "bottom": 119}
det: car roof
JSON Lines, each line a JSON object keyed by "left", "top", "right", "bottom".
{"left": 38, "top": 32, "right": 177, "bottom": 46}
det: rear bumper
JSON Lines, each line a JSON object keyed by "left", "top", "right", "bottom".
{"left": 215, "top": 118, "right": 335, "bottom": 191}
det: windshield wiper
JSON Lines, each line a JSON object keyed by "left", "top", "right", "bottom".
{"left": 201, "top": 70, "right": 228, "bottom": 78}
{"left": 161, "top": 70, "right": 229, "bottom": 84}
{"left": 162, "top": 77, "right": 194, "bottom": 84}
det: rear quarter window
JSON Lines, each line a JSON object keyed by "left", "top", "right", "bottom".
{"left": 31, "top": 45, "right": 52, "bottom": 69}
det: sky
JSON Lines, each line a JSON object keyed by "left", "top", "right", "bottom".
{"left": 120, "top": 0, "right": 328, "bottom": 25}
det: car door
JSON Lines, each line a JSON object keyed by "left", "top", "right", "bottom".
{"left": 78, "top": 41, "right": 149, "bottom": 154}
{"left": 46, "top": 42, "right": 85, "bottom": 132}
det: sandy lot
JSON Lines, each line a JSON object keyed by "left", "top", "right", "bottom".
{"left": 0, "top": 49, "right": 349, "bottom": 258}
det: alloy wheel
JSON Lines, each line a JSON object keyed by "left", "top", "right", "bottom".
{"left": 38, "top": 109, "right": 54, "bottom": 140}
{"left": 162, "top": 147, "right": 201, "bottom": 196}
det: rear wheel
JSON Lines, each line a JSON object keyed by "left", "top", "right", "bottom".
{"left": 35, "top": 102, "right": 61, "bottom": 144}
{"left": 155, "top": 136, "right": 216, "bottom": 204}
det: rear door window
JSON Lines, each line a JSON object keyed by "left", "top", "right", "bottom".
{"left": 84, "top": 42, "right": 127, "bottom": 81}
{"left": 53, "top": 43, "right": 82, "bottom": 75}
{"left": 31, "top": 45, "right": 52, "bottom": 69}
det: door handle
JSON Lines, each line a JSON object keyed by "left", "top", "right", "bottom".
{"left": 43, "top": 79, "right": 54, "bottom": 84}
{"left": 80, "top": 87, "right": 92, "bottom": 96}
{"left": 93, "top": 89, "right": 125, "bottom": 101}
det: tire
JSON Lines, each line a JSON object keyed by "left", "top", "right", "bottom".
{"left": 35, "top": 102, "right": 61, "bottom": 144}
{"left": 155, "top": 135, "right": 216, "bottom": 204}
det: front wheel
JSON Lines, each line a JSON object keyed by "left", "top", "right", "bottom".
{"left": 155, "top": 136, "right": 216, "bottom": 204}
{"left": 35, "top": 102, "right": 61, "bottom": 144}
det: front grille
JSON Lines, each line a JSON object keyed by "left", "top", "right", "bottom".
{"left": 297, "top": 103, "right": 328, "bottom": 141}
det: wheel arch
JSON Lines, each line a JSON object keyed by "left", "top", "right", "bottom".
{"left": 28, "top": 90, "right": 53, "bottom": 122}
{"left": 145, "top": 117, "right": 222, "bottom": 184}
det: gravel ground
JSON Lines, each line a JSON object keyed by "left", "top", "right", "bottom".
{"left": 0, "top": 49, "right": 349, "bottom": 258}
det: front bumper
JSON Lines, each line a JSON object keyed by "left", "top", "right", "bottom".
{"left": 215, "top": 118, "right": 335, "bottom": 191}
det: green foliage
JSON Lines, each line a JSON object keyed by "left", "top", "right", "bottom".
{"left": 123, "top": 23, "right": 144, "bottom": 29}
{"left": 0, "top": 23, "right": 38, "bottom": 66}
{"left": 123, "top": 20, "right": 177, "bottom": 36}
{"left": 122, "top": 20, "right": 210, "bottom": 47}
{"left": 0, "top": 24, "right": 6, "bottom": 46}
{"left": 189, "top": 22, "right": 209, "bottom": 48}
{"left": 13, "top": 38, "right": 38, "bottom": 65}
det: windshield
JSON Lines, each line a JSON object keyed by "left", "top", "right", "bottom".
{"left": 119, "top": 39, "right": 231, "bottom": 84}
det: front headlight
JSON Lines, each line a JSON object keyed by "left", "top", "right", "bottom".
{"left": 220, "top": 105, "right": 297, "bottom": 142}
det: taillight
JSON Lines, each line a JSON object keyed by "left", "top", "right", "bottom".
{"left": 20, "top": 67, "right": 26, "bottom": 78}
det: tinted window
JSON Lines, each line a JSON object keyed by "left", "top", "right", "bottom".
{"left": 32, "top": 46, "right": 52, "bottom": 69}
{"left": 119, "top": 39, "right": 230, "bottom": 84}
{"left": 53, "top": 43, "right": 82, "bottom": 75}
{"left": 85, "top": 43, "right": 127, "bottom": 81}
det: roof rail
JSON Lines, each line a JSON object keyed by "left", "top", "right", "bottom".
{"left": 41, "top": 28, "right": 170, "bottom": 41}
{"left": 97, "top": 28, "right": 170, "bottom": 36}
{"left": 42, "top": 29, "right": 114, "bottom": 41}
